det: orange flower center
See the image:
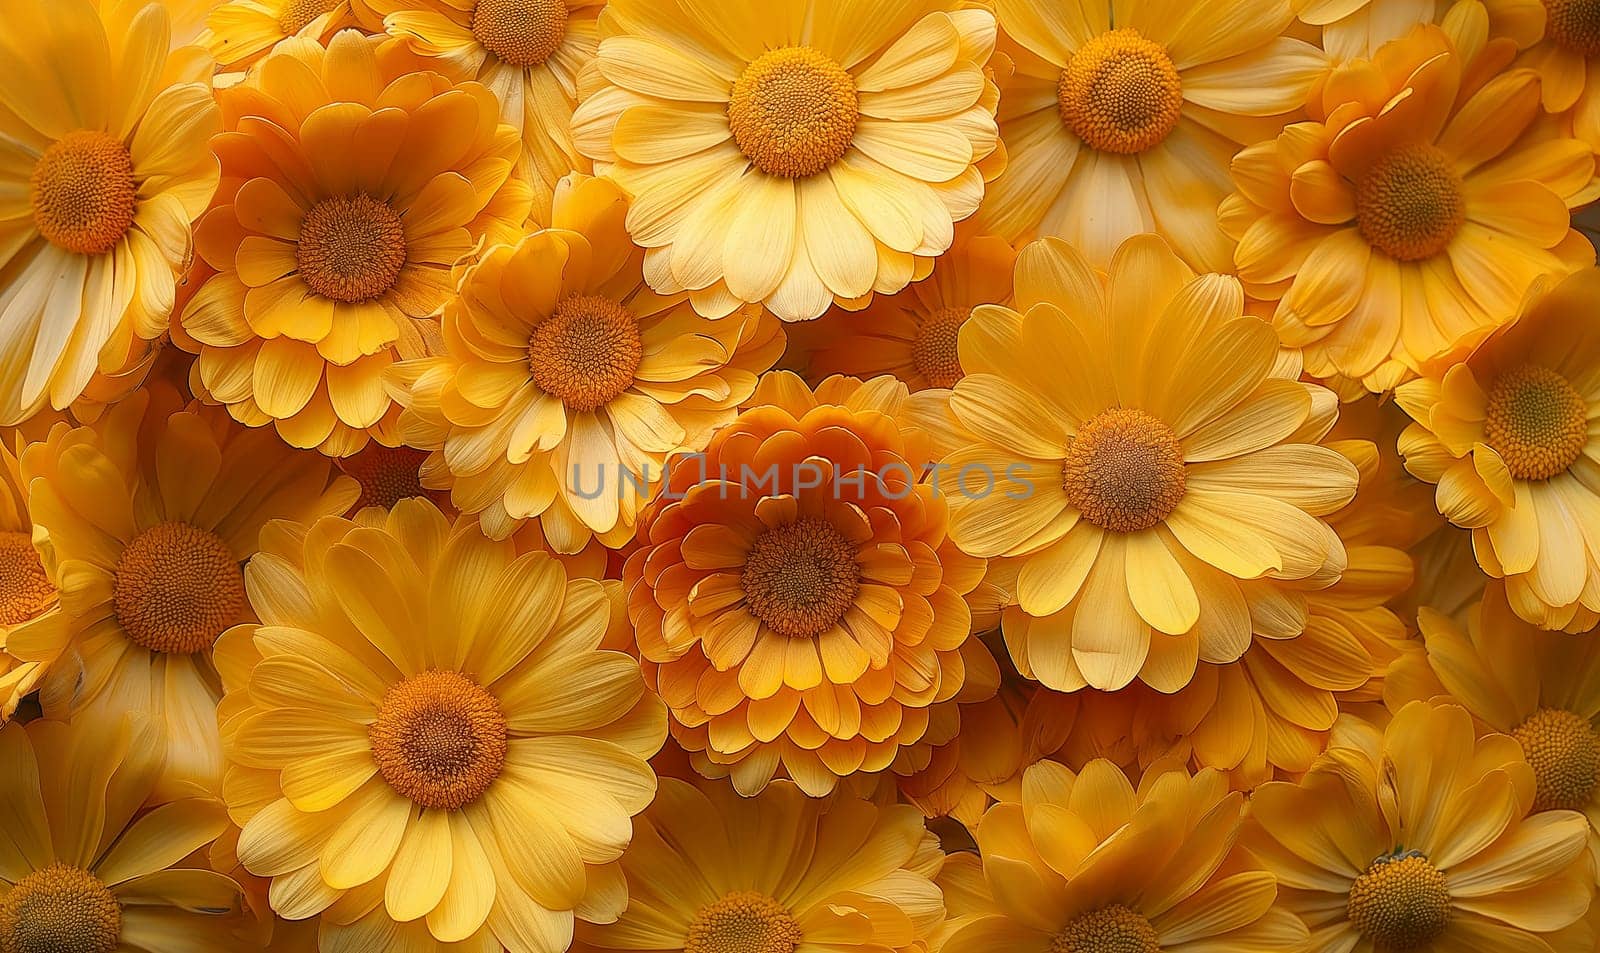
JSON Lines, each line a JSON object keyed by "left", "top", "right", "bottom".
{"left": 1483, "top": 363, "right": 1588, "bottom": 480}
{"left": 472, "top": 0, "right": 569, "bottom": 68}
{"left": 278, "top": 0, "right": 336, "bottom": 34}
{"left": 1546, "top": 0, "right": 1600, "bottom": 56}
{"left": 529, "top": 294, "right": 643, "bottom": 411}
{"left": 29, "top": 131, "right": 137, "bottom": 256}
{"left": 1513, "top": 707, "right": 1600, "bottom": 811}
{"left": 0, "top": 863, "right": 121, "bottom": 953}
{"left": 1347, "top": 852, "right": 1450, "bottom": 950}
{"left": 912, "top": 306, "right": 968, "bottom": 388}
{"left": 1056, "top": 29, "right": 1182, "bottom": 155}
{"left": 1355, "top": 144, "right": 1464, "bottom": 261}
{"left": 1063, "top": 407, "right": 1186, "bottom": 533}
{"left": 112, "top": 521, "right": 246, "bottom": 655}
{"left": 343, "top": 445, "right": 431, "bottom": 511}
{"left": 0, "top": 531, "right": 55, "bottom": 626}
{"left": 369, "top": 670, "right": 507, "bottom": 810}
{"left": 296, "top": 194, "right": 408, "bottom": 303}
{"left": 684, "top": 891, "right": 802, "bottom": 953}
{"left": 741, "top": 517, "right": 861, "bottom": 639}
{"left": 1049, "top": 905, "right": 1160, "bottom": 953}
{"left": 729, "top": 46, "right": 859, "bottom": 178}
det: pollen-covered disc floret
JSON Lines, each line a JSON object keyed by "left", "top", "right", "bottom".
{"left": 1346, "top": 851, "right": 1451, "bottom": 950}
{"left": 684, "top": 891, "right": 803, "bottom": 953}
{"left": 912, "top": 306, "right": 968, "bottom": 388}
{"left": 528, "top": 294, "right": 643, "bottom": 411}
{"left": 0, "top": 531, "right": 53, "bottom": 626}
{"left": 112, "top": 521, "right": 246, "bottom": 655}
{"left": 29, "top": 131, "right": 138, "bottom": 256}
{"left": 278, "top": 0, "right": 336, "bottom": 33}
{"left": 369, "top": 670, "right": 508, "bottom": 810}
{"left": 1483, "top": 363, "right": 1589, "bottom": 480}
{"left": 472, "top": 0, "right": 569, "bottom": 68}
{"left": 740, "top": 517, "right": 862, "bottom": 639}
{"left": 1545, "top": 0, "right": 1600, "bottom": 56}
{"left": 1050, "top": 904, "right": 1161, "bottom": 953}
{"left": 1063, "top": 407, "right": 1187, "bottom": 533}
{"left": 1513, "top": 707, "right": 1600, "bottom": 811}
{"left": 1056, "top": 29, "right": 1183, "bottom": 155}
{"left": 0, "top": 863, "right": 122, "bottom": 953}
{"left": 1355, "top": 145, "right": 1465, "bottom": 262}
{"left": 728, "top": 46, "right": 860, "bottom": 178}
{"left": 295, "top": 194, "right": 409, "bottom": 303}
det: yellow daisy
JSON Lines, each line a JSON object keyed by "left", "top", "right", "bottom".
{"left": 1296, "top": 0, "right": 1441, "bottom": 61}
{"left": 973, "top": 0, "right": 1326, "bottom": 271}
{"left": 0, "top": 0, "right": 219, "bottom": 425}
{"left": 934, "top": 235, "right": 1358, "bottom": 692}
{"left": 201, "top": 0, "right": 378, "bottom": 70}
{"left": 571, "top": 0, "right": 1003, "bottom": 321}
{"left": 0, "top": 424, "right": 64, "bottom": 717}
{"left": 1225, "top": 23, "right": 1595, "bottom": 390}
{"left": 388, "top": 173, "right": 784, "bottom": 551}
{"left": 1487, "top": 0, "right": 1600, "bottom": 151}
{"left": 217, "top": 500, "right": 666, "bottom": 952}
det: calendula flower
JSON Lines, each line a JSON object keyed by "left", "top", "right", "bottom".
{"left": 571, "top": 0, "right": 1003, "bottom": 321}
{"left": 180, "top": 29, "right": 530, "bottom": 456}
{"left": 201, "top": 0, "right": 376, "bottom": 70}
{"left": 1225, "top": 24, "right": 1595, "bottom": 390}
{"left": 0, "top": 0, "right": 219, "bottom": 425}
{"left": 389, "top": 173, "right": 783, "bottom": 551}
{"left": 935, "top": 235, "right": 1357, "bottom": 692}
{"left": 218, "top": 500, "right": 665, "bottom": 952}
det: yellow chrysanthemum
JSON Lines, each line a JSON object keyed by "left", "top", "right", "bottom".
{"left": 571, "top": 777, "right": 946, "bottom": 953}
{"left": 10, "top": 385, "right": 356, "bottom": 798}
{"left": 389, "top": 173, "right": 784, "bottom": 551}
{"left": 201, "top": 0, "right": 377, "bottom": 70}
{"left": 934, "top": 236, "right": 1357, "bottom": 693}
{"left": 571, "top": 0, "right": 1003, "bottom": 321}
{"left": 0, "top": 0, "right": 220, "bottom": 425}
{"left": 1487, "top": 0, "right": 1600, "bottom": 151}
{"left": 1395, "top": 266, "right": 1600, "bottom": 630}
{"left": 0, "top": 716, "right": 249, "bottom": 953}
{"left": 1226, "top": 24, "right": 1595, "bottom": 390}
{"left": 1250, "top": 701, "right": 1595, "bottom": 952}
{"left": 179, "top": 29, "right": 531, "bottom": 456}
{"left": 944, "top": 759, "right": 1309, "bottom": 953}
{"left": 366, "top": 0, "right": 604, "bottom": 224}
{"left": 972, "top": 0, "right": 1326, "bottom": 271}
{"left": 0, "top": 426, "right": 64, "bottom": 718}
{"left": 217, "top": 500, "right": 665, "bottom": 952}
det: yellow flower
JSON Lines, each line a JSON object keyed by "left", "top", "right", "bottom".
{"left": 217, "top": 500, "right": 666, "bottom": 952}
{"left": 1488, "top": 0, "right": 1600, "bottom": 150}
{"left": 10, "top": 384, "right": 356, "bottom": 798}
{"left": 179, "top": 29, "right": 530, "bottom": 456}
{"left": 1225, "top": 24, "right": 1595, "bottom": 390}
{"left": 1396, "top": 266, "right": 1600, "bottom": 630}
{"left": 572, "top": 777, "right": 945, "bottom": 953}
{"left": 201, "top": 0, "right": 377, "bottom": 70}
{"left": 1249, "top": 701, "right": 1595, "bottom": 951}
{"left": 0, "top": 0, "right": 220, "bottom": 425}
{"left": 0, "top": 424, "right": 64, "bottom": 718}
{"left": 935, "top": 236, "right": 1358, "bottom": 692}
{"left": 0, "top": 716, "right": 248, "bottom": 953}
{"left": 571, "top": 0, "right": 1003, "bottom": 322}
{"left": 973, "top": 0, "right": 1326, "bottom": 271}
{"left": 944, "top": 759, "right": 1308, "bottom": 953}
{"left": 334, "top": 442, "right": 449, "bottom": 515}
{"left": 389, "top": 173, "right": 784, "bottom": 551}
{"left": 1295, "top": 0, "right": 1439, "bottom": 61}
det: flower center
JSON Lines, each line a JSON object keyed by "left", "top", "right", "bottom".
{"left": 278, "top": 0, "right": 336, "bottom": 33}
{"left": 344, "top": 445, "right": 431, "bottom": 511}
{"left": 1056, "top": 29, "right": 1182, "bottom": 155}
{"left": 472, "top": 0, "right": 569, "bottom": 67}
{"left": 1049, "top": 904, "right": 1160, "bottom": 953}
{"left": 1512, "top": 707, "right": 1600, "bottom": 811}
{"left": 1347, "top": 852, "right": 1451, "bottom": 950}
{"left": 1063, "top": 407, "right": 1186, "bottom": 533}
{"left": 1545, "top": 0, "right": 1600, "bottom": 56}
{"left": 684, "top": 891, "right": 802, "bottom": 953}
{"left": 295, "top": 194, "right": 408, "bottom": 303}
{"left": 728, "top": 46, "right": 859, "bottom": 178}
{"left": 0, "top": 864, "right": 121, "bottom": 953}
{"left": 912, "top": 306, "right": 968, "bottom": 388}
{"left": 0, "top": 531, "right": 54, "bottom": 626}
{"left": 528, "top": 293, "right": 643, "bottom": 411}
{"left": 369, "top": 670, "right": 508, "bottom": 810}
{"left": 1483, "top": 363, "right": 1588, "bottom": 480}
{"left": 1355, "top": 145, "right": 1464, "bottom": 261}
{"left": 740, "top": 517, "right": 861, "bottom": 639}
{"left": 112, "top": 521, "right": 246, "bottom": 655}
{"left": 30, "top": 131, "right": 137, "bottom": 256}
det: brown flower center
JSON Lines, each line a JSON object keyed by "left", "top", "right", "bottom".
{"left": 343, "top": 445, "right": 432, "bottom": 511}
{"left": 472, "top": 0, "right": 569, "bottom": 68}
{"left": 30, "top": 131, "right": 137, "bottom": 256}
{"left": 1483, "top": 363, "right": 1588, "bottom": 480}
{"left": 1546, "top": 0, "right": 1600, "bottom": 56}
{"left": 113, "top": 522, "right": 246, "bottom": 655}
{"left": 528, "top": 294, "right": 643, "bottom": 411}
{"left": 1355, "top": 145, "right": 1464, "bottom": 261}
{"left": 684, "top": 892, "right": 802, "bottom": 953}
{"left": 1056, "top": 29, "right": 1183, "bottom": 155}
{"left": 741, "top": 517, "right": 861, "bottom": 639}
{"left": 1347, "top": 852, "right": 1451, "bottom": 950}
{"left": 1049, "top": 905, "right": 1160, "bottom": 953}
{"left": 0, "top": 531, "right": 54, "bottom": 626}
{"left": 912, "top": 306, "right": 968, "bottom": 388}
{"left": 369, "top": 670, "right": 508, "bottom": 810}
{"left": 729, "top": 46, "right": 859, "bottom": 178}
{"left": 1513, "top": 707, "right": 1600, "bottom": 811}
{"left": 296, "top": 194, "right": 408, "bottom": 303}
{"left": 278, "top": 0, "right": 336, "bottom": 33}
{"left": 1063, "top": 408, "right": 1186, "bottom": 533}
{"left": 0, "top": 864, "right": 121, "bottom": 953}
